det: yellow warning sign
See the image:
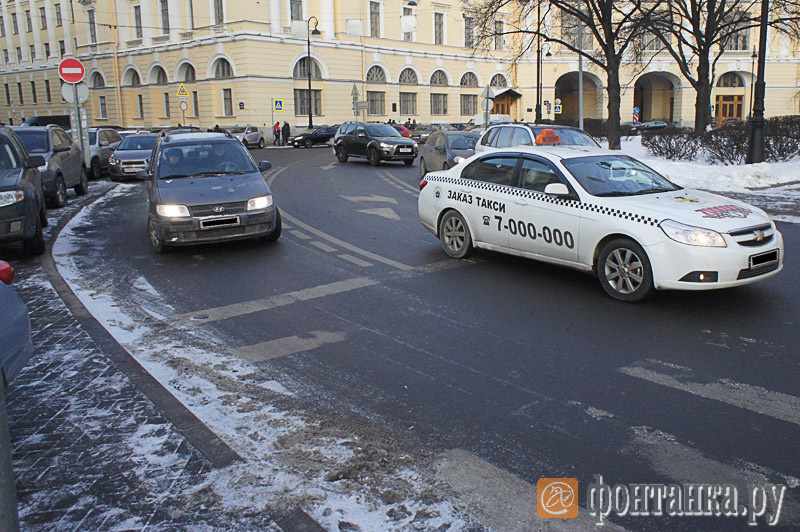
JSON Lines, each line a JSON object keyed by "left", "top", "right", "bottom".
{"left": 176, "top": 83, "right": 189, "bottom": 97}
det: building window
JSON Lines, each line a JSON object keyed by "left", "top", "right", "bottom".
{"left": 434, "top": 12, "right": 444, "bottom": 45}
{"left": 91, "top": 72, "right": 105, "bottom": 88}
{"left": 292, "top": 57, "right": 321, "bottom": 79}
{"left": 137, "top": 94, "right": 144, "bottom": 118}
{"left": 0, "top": 17, "right": 4, "bottom": 38}
{"left": 192, "top": 91, "right": 199, "bottom": 116}
{"left": 399, "top": 92, "right": 417, "bottom": 115}
{"left": 60, "top": 81, "right": 66, "bottom": 102}
{"left": 490, "top": 74, "right": 507, "bottom": 87}
{"left": 126, "top": 69, "right": 142, "bottom": 86}
{"left": 55, "top": 5, "right": 63, "bottom": 27}
{"left": 223, "top": 88, "right": 233, "bottom": 116}
{"left": 723, "top": 13, "right": 749, "bottom": 51}
{"left": 12, "top": 14, "right": 18, "bottom": 35}
{"left": 99, "top": 96, "right": 107, "bottom": 118}
{"left": 163, "top": 93, "right": 170, "bottom": 117}
{"left": 181, "top": 64, "right": 196, "bottom": 82}
{"left": 153, "top": 66, "right": 168, "bottom": 85}
{"left": 4, "top": 85, "right": 10, "bottom": 106}
{"left": 366, "top": 65, "right": 386, "bottom": 83}
{"left": 214, "top": 58, "right": 233, "bottom": 79}
{"left": 464, "top": 16, "right": 475, "bottom": 49}
{"left": 399, "top": 68, "right": 418, "bottom": 85}
{"left": 133, "top": 6, "right": 143, "bottom": 39}
{"left": 494, "top": 20, "right": 503, "bottom": 51}
{"left": 431, "top": 93, "right": 447, "bottom": 115}
{"left": 29, "top": 45, "right": 36, "bottom": 61}
{"left": 40, "top": 7, "right": 47, "bottom": 30}
{"left": 160, "top": 0, "right": 170, "bottom": 33}
{"left": 461, "top": 94, "right": 477, "bottom": 115}
{"left": 59, "top": 40, "right": 66, "bottom": 58}
{"left": 87, "top": 9, "right": 97, "bottom": 43}
{"left": 214, "top": 0, "right": 224, "bottom": 25}
{"left": 294, "top": 89, "right": 322, "bottom": 116}
{"left": 367, "top": 91, "right": 385, "bottom": 115}
{"left": 31, "top": 81, "right": 37, "bottom": 104}
{"left": 460, "top": 72, "right": 478, "bottom": 87}
{"left": 45, "top": 80, "right": 51, "bottom": 103}
{"left": 290, "top": 0, "right": 303, "bottom": 22}
{"left": 370, "top": 2, "right": 380, "bottom": 38}
{"left": 16, "top": 47, "right": 23, "bottom": 63}
{"left": 17, "top": 83, "right": 24, "bottom": 105}
{"left": 430, "top": 70, "right": 448, "bottom": 86}
{"left": 25, "top": 10, "right": 33, "bottom": 33}
{"left": 561, "top": 12, "right": 581, "bottom": 49}
{"left": 403, "top": 7, "right": 413, "bottom": 42}
{"left": 44, "top": 43, "right": 50, "bottom": 58}
{"left": 717, "top": 72, "right": 745, "bottom": 87}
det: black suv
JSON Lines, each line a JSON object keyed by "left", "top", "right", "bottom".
{"left": 0, "top": 127, "right": 48, "bottom": 255}
{"left": 138, "top": 132, "right": 280, "bottom": 253}
{"left": 334, "top": 122, "right": 417, "bottom": 166}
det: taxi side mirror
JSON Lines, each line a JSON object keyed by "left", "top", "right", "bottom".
{"left": 544, "top": 183, "right": 570, "bottom": 196}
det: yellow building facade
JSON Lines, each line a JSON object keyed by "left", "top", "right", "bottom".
{"left": 1, "top": 0, "right": 798, "bottom": 129}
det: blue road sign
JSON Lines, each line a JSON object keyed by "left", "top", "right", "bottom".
{"left": 274, "top": 99, "right": 284, "bottom": 112}
{"left": 633, "top": 107, "right": 640, "bottom": 114}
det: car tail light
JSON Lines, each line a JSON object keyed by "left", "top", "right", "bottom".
{"left": 419, "top": 179, "right": 428, "bottom": 191}
{"left": 0, "top": 261, "right": 14, "bottom": 285}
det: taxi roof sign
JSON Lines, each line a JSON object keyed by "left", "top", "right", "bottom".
{"left": 535, "top": 129, "right": 562, "bottom": 145}
{"left": 176, "top": 83, "right": 189, "bottom": 97}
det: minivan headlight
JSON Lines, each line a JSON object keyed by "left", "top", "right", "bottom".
{"left": 660, "top": 219, "right": 726, "bottom": 247}
{"left": 247, "top": 195, "right": 273, "bottom": 211}
{"left": 109, "top": 157, "right": 120, "bottom": 165}
{"left": 156, "top": 204, "right": 190, "bottom": 217}
{"left": 0, "top": 191, "right": 25, "bottom": 207}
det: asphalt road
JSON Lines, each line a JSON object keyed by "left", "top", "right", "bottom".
{"left": 61, "top": 145, "right": 800, "bottom": 531}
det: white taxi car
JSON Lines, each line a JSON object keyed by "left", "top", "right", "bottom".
{"left": 418, "top": 140, "right": 783, "bottom": 302}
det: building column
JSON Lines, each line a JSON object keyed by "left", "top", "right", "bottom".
{"left": 322, "top": 0, "right": 335, "bottom": 39}
{"left": 270, "top": 0, "right": 281, "bottom": 36}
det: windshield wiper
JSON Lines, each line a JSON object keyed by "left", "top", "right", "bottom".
{"left": 593, "top": 191, "right": 633, "bottom": 197}
{"left": 160, "top": 174, "right": 193, "bottom": 179}
{"left": 631, "top": 187, "right": 676, "bottom": 195}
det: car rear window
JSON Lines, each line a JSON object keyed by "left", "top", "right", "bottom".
{"left": 14, "top": 130, "right": 50, "bottom": 153}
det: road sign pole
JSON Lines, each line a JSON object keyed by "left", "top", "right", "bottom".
{"left": 72, "top": 83, "right": 87, "bottom": 171}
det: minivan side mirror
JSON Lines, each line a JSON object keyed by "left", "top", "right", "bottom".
{"left": 357, "top": 131, "right": 366, "bottom": 138}
{"left": 53, "top": 144, "right": 71, "bottom": 153}
{"left": 136, "top": 169, "right": 152, "bottom": 180}
{"left": 544, "top": 183, "right": 570, "bottom": 196}
{"left": 25, "top": 155, "right": 46, "bottom": 169}
{"left": 258, "top": 161, "right": 272, "bottom": 172}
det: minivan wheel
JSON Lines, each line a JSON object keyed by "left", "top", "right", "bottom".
{"left": 368, "top": 148, "right": 381, "bottom": 166}
{"left": 260, "top": 210, "right": 282, "bottom": 242}
{"left": 148, "top": 218, "right": 168, "bottom": 254}
{"left": 50, "top": 176, "right": 67, "bottom": 208}
{"left": 23, "top": 217, "right": 45, "bottom": 256}
{"left": 90, "top": 159, "right": 101, "bottom": 180}
{"left": 596, "top": 238, "right": 654, "bottom": 303}
{"left": 75, "top": 167, "right": 89, "bottom": 195}
{"left": 336, "top": 145, "right": 349, "bottom": 163}
{"left": 438, "top": 210, "right": 472, "bottom": 259}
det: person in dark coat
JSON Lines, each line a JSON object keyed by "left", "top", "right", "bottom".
{"left": 281, "top": 122, "right": 291, "bottom": 146}
{"left": 213, "top": 124, "right": 223, "bottom": 132}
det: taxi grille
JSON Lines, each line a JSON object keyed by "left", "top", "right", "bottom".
{"left": 737, "top": 262, "right": 779, "bottom": 280}
{"left": 728, "top": 224, "right": 774, "bottom": 247}
{"left": 189, "top": 201, "right": 247, "bottom": 217}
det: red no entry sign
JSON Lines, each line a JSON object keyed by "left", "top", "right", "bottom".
{"left": 59, "top": 58, "right": 85, "bottom": 84}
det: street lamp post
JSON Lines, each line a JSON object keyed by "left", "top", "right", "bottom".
{"left": 535, "top": 1, "right": 542, "bottom": 122}
{"left": 306, "top": 16, "right": 321, "bottom": 129}
{"left": 746, "top": 0, "right": 769, "bottom": 164}
{"left": 749, "top": 48, "right": 757, "bottom": 119}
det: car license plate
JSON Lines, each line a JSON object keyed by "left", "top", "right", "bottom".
{"left": 398, "top": 147, "right": 412, "bottom": 153}
{"left": 123, "top": 167, "right": 142, "bottom": 173}
{"left": 200, "top": 216, "right": 239, "bottom": 229}
{"left": 749, "top": 250, "right": 778, "bottom": 268}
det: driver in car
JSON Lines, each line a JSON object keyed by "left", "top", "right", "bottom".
{"left": 161, "top": 148, "right": 185, "bottom": 177}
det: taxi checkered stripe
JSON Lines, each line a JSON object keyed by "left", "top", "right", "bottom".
{"left": 427, "top": 175, "right": 660, "bottom": 226}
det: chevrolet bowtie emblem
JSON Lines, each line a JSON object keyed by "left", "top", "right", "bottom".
{"left": 753, "top": 230, "right": 765, "bottom": 241}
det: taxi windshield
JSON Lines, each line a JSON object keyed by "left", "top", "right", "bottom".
{"left": 561, "top": 155, "right": 681, "bottom": 197}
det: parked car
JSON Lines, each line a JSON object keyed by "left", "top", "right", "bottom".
{"left": 138, "top": 132, "right": 280, "bottom": 253}
{"left": 119, "top": 129, "right": 150, "bottom": 139}
{"left": 419, "top": 146, "right": 783, "bottom": 302}
{"left": 86, "top": 128, "right": 123, "bottom": 179}
{"left": 419, "top": 131, "right": 480, "bottom": 177}
{"left": 288, "top": 126, "right": 338, "bottom": 148}
{"left": 109, "top": 134, "right": 158, "bottom": 182}
{"left": 722, "top": 118, "right": 743, "bottom": 127}
{"left": 475, "top": 123, "right": 599, "bottom": 153}
{"left": 0, "top": 127, "right": 47, "bottom": 255}
{"left": 227, "top": 126, "right": 265, "bottom": 149}
{"left": 12, "top": 126, "right": 88, "bottom": 207}
{"left": 333, "top": 122, "right": 418, "bottom": 166}
{"left": 635, "top": 121, "right": 670, "bottom": 132}
{"left": 22, "top": 115, "right": 71, "bottom": 129}
{"left": 410, "top": 124, "right": 436, "bottom": 144}
{"left": 392, "top": 125, "right": 412, "bottom": 138}
{"left": 0, "top": 260, "right": 34, "bottom": 384}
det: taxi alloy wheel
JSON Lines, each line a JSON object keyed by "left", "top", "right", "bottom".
{"left": 439, "top": 210, "right": 472, "bottom": 259}
{"left": 597, "top": 238, "right": 654, "bottom": 302}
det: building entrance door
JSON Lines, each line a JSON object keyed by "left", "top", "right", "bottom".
{"left": 715, "top": 95, "right": 743, "bottom": 126}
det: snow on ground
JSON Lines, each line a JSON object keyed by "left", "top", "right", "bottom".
{"left": 52, "top": 186, "right": 481, "bottom": 531}
{"left": 608, "top": 137, "right": 800, "bottom": 194}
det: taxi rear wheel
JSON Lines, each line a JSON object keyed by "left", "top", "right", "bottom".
{"left": 439, "top": 210, "right": 472, "bottom": 259}
{"left": 596, "top": 238, "right": 654, "bottom": 302}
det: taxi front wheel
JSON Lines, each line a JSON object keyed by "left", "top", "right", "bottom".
{"left": 596, "top": 238, "right": 654, "bottom": 303}
{"left": 439, "top": 210, "right": 473, "bottom": 259}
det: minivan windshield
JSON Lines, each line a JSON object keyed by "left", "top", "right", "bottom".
{"left": 15, "top": 130, "right": 50, "bottom": 153}
{"left": 117, "top": 135, "right": 158, "bottom": 151}
{"left": 561, "top": 155, "right": 681, "bottom": 197}
{"left": 365, "top": 125, "right": 401, "bottom": 137}
{"left": 158, "top": 141, "right": 257, "bottom": 179}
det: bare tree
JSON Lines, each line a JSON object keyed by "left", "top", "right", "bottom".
{"left": 470, "top": 0, "right": 664, "bottom": 149}
{"left": 645, "top": 0, "right": 800, "bottom": 133}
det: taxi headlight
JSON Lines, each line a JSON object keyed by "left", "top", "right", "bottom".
{"left": 660, "top": 219, "right": 726, "bottom": 247}
{"left": 0, "top": 190, "right": 25, "bottom": 207}
{"left": 156, "top": 204, "right": 190, "bottom": 218}
{"left": 247, "top": 195, "right": 273, "bottom": 211}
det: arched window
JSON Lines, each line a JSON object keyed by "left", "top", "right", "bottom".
{"left": 90, "top": 72, "right": 105, "bottom": 88}
{"left": 292, "top": 57, "right": 321, "bottom": 79}
{"left": 717, "top": 72, "right": 744, "bottom": 87}
{"left": 124, "top": 69, "right": 141, "bottom": 87}
{"left": 366, "top": 65, "right": 386, "bottom": 83}
{"left": 430, "top": 70, "right": 448, "bottom": 86}
{"left": 399, "top": 68, "right": 418, "bottom": 85}
{"left": 460, "top": 72, "right": 478, "bottom": 87}
{"left": 214, "top": 58, "right": 233, "bottom": 79}
{"left": 490, "top": 74, "right": 507, "bottom": 87}
{"left": 151, "top": 66, "right": 168, "bottom": 85}
{"left": 178, "top": 63, "right": 196, "bottom": 82}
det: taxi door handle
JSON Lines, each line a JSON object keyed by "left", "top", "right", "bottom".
{"left": 513, "top": 198, "right": 528, "bottom": 206}
{"left": 459, "top": 188, "right": 472, "bottom": 194}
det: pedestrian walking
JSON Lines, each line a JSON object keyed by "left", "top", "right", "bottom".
{"left": 273, "top": 122, "right": 281, "bottom": 145}
{"left": 281, "top": 121, "right": 291, "bottom": 146}
{"left": 213, "top": 124, "right": 223, "bottom": 132}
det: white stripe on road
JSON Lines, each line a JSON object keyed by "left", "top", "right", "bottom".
{"left": 289, "top": 230, "right": 311, "bottom": 240}
{"left": 235, "top": 330, "right": 346, "bottom": 363}
{"left": 339, "top": 254, "right": 373, "bottom": 267}
{"left": 310, "top": 241, "right": 337, "bottom": 252}
{"left": 620, "top": 363, "right": 800, "bottom": 426}
{"left": 173, "top": 277, "right": 378, "bottom": 324}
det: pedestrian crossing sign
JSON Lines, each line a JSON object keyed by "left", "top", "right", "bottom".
{"left": 554, "top": 104, "right": 563, "bottom": 114}
{"left": 176, "top": 83, "right": 189, "bottom": 97}
{"left": 274, "top": 99, "right": 284, "bottom": 112}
